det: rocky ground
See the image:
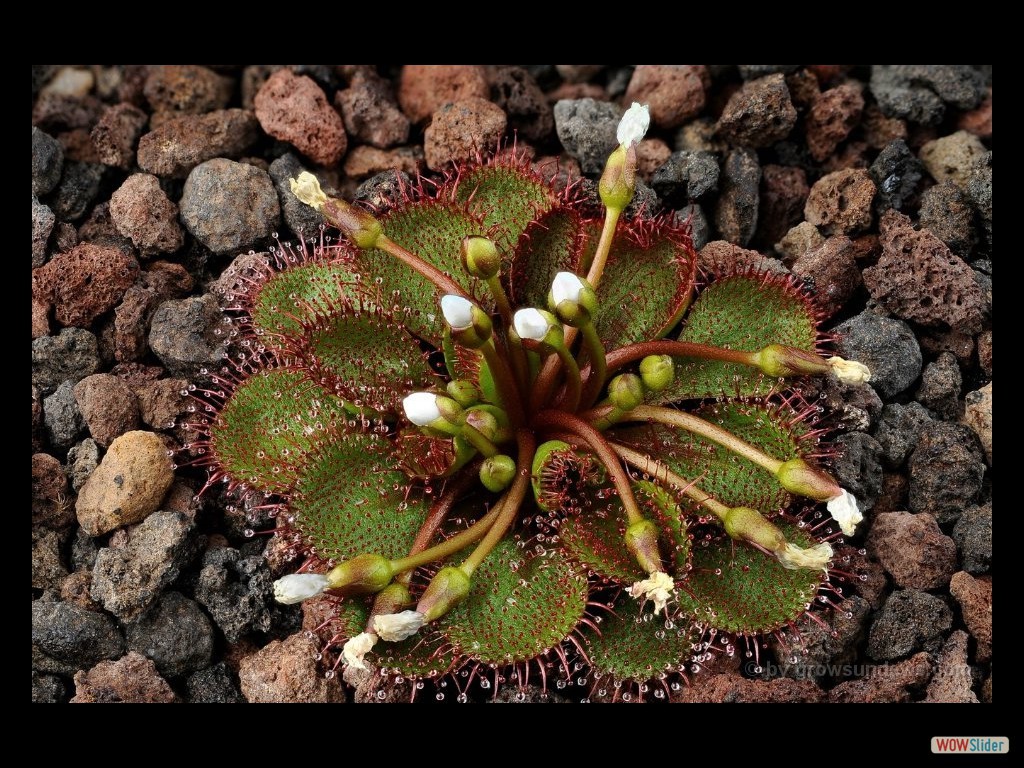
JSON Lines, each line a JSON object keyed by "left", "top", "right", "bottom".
{"left": 32, "top": 65, "right": 991, "bottom": 704}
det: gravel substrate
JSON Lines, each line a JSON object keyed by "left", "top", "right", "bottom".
{"left": 31, "top": 64, "right": 992, "bottom": 704}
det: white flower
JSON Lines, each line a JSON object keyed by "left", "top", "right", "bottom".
{"left": 440, "top": 294, "right": 475, "bottom": 330}
{"left": 402, "top": 392, "right": 441, "bottom": 426}
{"left": 551, "top": 272, "right": 585, "bottom": 306}
{"left": 289, "top": 171, "right": 327, "bottom": 211}
{"left": 272, "top": 573, "right": 329, "bottom": 604}
{"left": 513, "top": 308, "right": 552, "bottom": 341}
{"left": 827, "top": 489, "right": 863, "bottom": 536}
{"left": 617, "top": 102, "right": 650, "bottom": 148}
{"left": 628, "top": 571, "right": 676, "bottom": 613}
{"left": 372, "top": 610, "right": 425, "bottom": 642}
{"left": 827, "top": 356, "right": 872, "bottom": 384}
{"left": 776, "top": 542, "right": 833, "bottom": 571}
{"left": 342, "top": 632, "right": 377, "bottom": 670}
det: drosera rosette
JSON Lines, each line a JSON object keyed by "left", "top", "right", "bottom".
{"left": 184, "top": 102, "right": 873, "bottom": 702}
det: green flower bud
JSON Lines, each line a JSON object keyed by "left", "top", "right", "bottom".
{"left": 416, "top": 566, "right": 472, "bottom": 622}
{"left": 639, "top": 354, "right": 675, "bottom": 393}
{"left": 447, "top": 379, "right": 480, "bottom": 408}
{"left": 480, "top": 454, "right": 516, "bottom": 492}
{"left": 756, "top": 344, "right": 831, "bottom": 377}
{"left": 776, "top": 458, "right": 841, "bottom": 502}
{"left": 607, "top": 373, "right": 645, "bottom": 411}
{"left": 460, "top": 236, "right": 500, "bottom": 280}
{"left": 325, "top": 553, "right": 394, "bottom": 596}
{"left": 624, "top": 518, "right": 663, "bottom": 575}
{"left": 723, "top": 507, "right": 787, "bottom": 553}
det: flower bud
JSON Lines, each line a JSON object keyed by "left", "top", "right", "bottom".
{"left": 599, "top": 144, "right": 637, "bottom": 212}
{"left": 607, "top": 373, "right": 645, "bottom": 411}
{"left": 548, "top": 272, "right": 598, "bottom": 326}
{"left": 325, "top": 553, "right": 394, "bottom": 596}
{"left": 447, "top": 379, "right": 481, "bottom": 408}
{"left": 480, "top": 454, "right": 516, "bottom": 492}
{"left": 290, "top": 172, "right": 381, "bottom": 248}
{"left": 272, "top": 573, "right": 330, "bottom": 605}
{"left": 512, "top": 308, "right": 563, "bottom": 348}
{"left": 775, "top": 458, "right": 842, "bottom": 502}
{"left": 441, "top": 294, "right": 475, "bottom": 330}
{"left": 828, "top": 356, "right": 872, "bottom": 384}
{"left": 416, "top": 566, "right": 472, "bottom": 622}
{"left": 723, "top": 506, "right": 787, "bottom": 553}
{"left": 639, "top": 354, "right": 675, "bottom": 393}
{"left": 460, "top": 236, "right": 500, "bottom": 280}
{"left": 464, "top": 408, "right": 499, "bottom": 442}
{"left": 826, "top": 489, "right": 863, "bottom": 536}
{"left": 402, "top": 392, "right": 462, "bottom": 430}
{"left": 624, "top": 518, "right": 664, "bottom": 575}
{"left": 442, "top": 296, "right": 493, "bottom": 348}
{"left": 756, "top": 344, "right": 831, "bottom": 377}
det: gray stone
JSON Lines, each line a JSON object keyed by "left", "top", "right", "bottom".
{"left": 965, "top": 154, "right": 992, "bottom": 249}
{"left": 651, "top": 150, "right": 719, "bottom": 204}
{"left": 51, "top": 161, "right": 104, "bottom": 221}
{"left": 915, "top": 352, "right": 962, "bottom": 420}
{"left": 32, "top": 127, "right": 64, "bottom": 196}
{"left": 952, "top": 503, "right": 991, "bottom": 574}
{"left": 268, "top": 153, "right": 327, "bottom": 238}
{"left": 149, "top": 294, "right": 227, "bottom": 379}
{"left": 32, "top": 527, "right": 68, "bottom": 590}
{"left": 66, "top": 438, "right": 100, "bottom": 492}
{"left": 867, "top": 589, "right": 952, "bottom": 661}
{"left": 194, "top": 545, "right": 290, "bottom": 643}
{"left": 714, "top": 148, "right": 760, "bottom": 246}
{"left": 32, "top": 328, "right": 101, "bottom": 394}
{"left": 32, "top": 196, "right": 55, "bottom": 267}
{"left": 868, "top": 139, "right": 922, "bottom": 212}
{"left": 42, "top": 380, "right": 85, "bottom": 451}
{"left": 553, "top": 98, "right": 621, "bottom": 174}
{"left": 32, "top": 597, "right": 124, "bottom": 675}
{"left": 908, "top": 423, "right": 985, "bottom": 524}
{"left": 127, "top": 591, "right": 215, "bottom": 677}
{"left": 919, "top": 183, "right": 977, "bottom": 258}
{"left": 834, "top": 312, "right": 922, "bottom": 399}
{"left": 179, "top": 158, "right": 280, "bottom": 254}
{"left": 872, "top": 402, "right": 933, "bottom": 470}
{"left": 831, "top": 432, "right": 884, "bottom": 512}
{"left": 31, "top": 671, "right": 67, "bottom": 703}
{"left": 676, "top": 204, "right": 710, "bottom": 250}
{"left": 91, "top": 510, "right": 197, "bottom": 621}
{"left": 186, "top": 662, "right": 246, "bottom": 703}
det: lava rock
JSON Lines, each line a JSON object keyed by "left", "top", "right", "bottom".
{"left": 238, "top": 632, "right": 345, "bottom": 703}
{"left": 791, "top": 236, "right": 860, "bottom": 319}
{"left": 915, "top": 352, "right": 962, "bottom": 420}
{"left": 134, "top": 377, "right": 190, "bottom": 430}
{"left": 698, "top": 240, "right": 787, "bottom": 277}
{"left": 908, "top": 422, "right": 985, "bottom": 524}
{"left": 424, "top": 97, "right": 507, "bottom": 170}
{"left": 33, "top": 243, "right": 139, "bottom": 328}
{"left": 961, "top": 383, "right": 992, "bottom": 466}
{"left": 867, "top": 589, "right": 952, "bottom": 660}
{"left": 137, "top": 109, "right": 260, "bottom": 179}
{"left": 32, "top": 126, "right": 65, "bottom": 195}
{"left": 949, "top": 572, "right": 991, "bottom": 662}
{"left": 73, "top": 373, "right": 139, "bottom": 447}
{"left": 43, "top": 380, "right": 85, "bottom": 451}
{"left": 553, "top": 98, "right": 621, "bottom": 174}
{"left": 91, "top": 509, "right": 196, "bottom": 620}
{"left": 398, "top": 65, "right": 489, "bottom": 124}
{"left": 753, "top": 164, "right": 808, "bottom": 249}
{"left": 343, "top": 145, "right": 424, "bottom": 180}
{"left": 32, "top": 452, "right": 73, "bottom": 528}
{"left": 804, "top": 168, "right": 875, "bottom": 235}
{"left": 918, "top": 182, "right": 976, "bottom": 258}
{"left": 769, "top": 595, "right": 871, "bottom": 682}
{"left": 194, "top": 545, "right": 281, "bottom": 642}
{"left": 148, "top": 293, "right": 227, "bottom": 378}
{"left": 923, "top": 631, "right": 978, "bottom": 703}
{"left": 109, "top": 173, "right": 184, "bottom": 256}
{"left": 71, "top": 651, "right": 177, "bottom": 703}
{"left": 675, "top": 204, "right": 710, "bottom": 250}
{"left": 650, "top": 150, "right": 719, "bottom": 205}
{"left": 50, "top": 161, "right": 104, "bottom": 221}
{"left": 268, "top": 153, "right": 329, "bottom": 237}
{"left": 489, "top": 66, "right": 553, "bottom": 142}
{"left": 354, "top": 169, "right": 413, "bottom": 211}
{"left": 919, "top": 130, "right": 988, "bottom": 189}
{"left": 863, "top": 211, "right": 985, "bottom": 332}
{"left": 111, "top": 284, "right": 156, "bottom": 363}
{"left": 90, "top": 102, "right": 148, "bottom": 169}
{"left": 32, "top": 671, "right": 67, "bottom": 703}
{"left": 868, "top": 139, "right": 922, "bottom": 212}
{"left": 714, "top": 148, "right": 761, "bottom": 246}
{"left": 965, "top": 155, "right": 992, "bottom": 249}
{"left": 32, "top": 598, "right": 124, "bottom": 674}
{"left": 32, "top": 196, "right": 56, "bottom": 267}
{"left": 144, "top": 65, "right": 231, "bottom": 116}
{"left": 872, "top": 402, "right": 933, "bottom": 470}
{"left": 716, "top": 74, "right": 797, "bottom": 148}
{"left": 75, "top": 430, "right": 174, "bottom": 536}
{"left": 126, "top": 591, "right": 214, "bottom": 677}
{"left": 180, "top": 159, "right": 280, "bottom": 254}
{"left": 832, "top": 432, "right": 884, "bottom": 512}
{"left": 952, "top": 503, "right": 991, "bottom": 576}
{"left": 674, "top": 672, "right": 824, "bottom": 703}
{"left": 336, "top": 76, "right": 410, "bottom": 149}
{"left": 186, "top": 662, "right": 245, "bottom": 703}
{"left": 623, "top": 65, "right": 706, "bottom": 129}
{"left": 867, "top": 511, "right": 957, "bottom": 589}
{"left": 828, "top": 652, "right": 932, "bottom": 702}
{"left": 67, "top": 438, "right": 100, "bottom": 492}
{"left": 32, "top": 527, "right": 68, "bottom": 590}
{"left": 255, "top": 69, "right": 346, "bottom": 166}
{"left": 32, "top": 328, "right": 101, "bottom": 393}
{"left": 869, "top": 65, "right": 981, "bottom": 125}
{"left": 775, "top": 221, "right": 825, "bottom": 260}
{"left": 805, "top": 82, "right": 864, "bottom": 161}
{"left": 833, "top": 312, "right": 922, "bottom": 399}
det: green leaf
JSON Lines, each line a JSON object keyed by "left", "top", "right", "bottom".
{"left": 676, "top": 522, "right": 824, "bottom": 635}
{"left": 358, "top": 201, "right": 485, "bottom": 343}
{"left": 509, "top": 208, "right": 583, "bottom": 308}
{"left": 295, "top": 300, "right": 437, "bottom": 414}
{"left": 658, "top": 273, "right": 818, "bottom": 401}
{"left": 440, "top": 536, "right": 588, "bottom": 666}
{"left": 560, "top": 480, "right": 691, "bottom": 583}
{"left": 582, "top": 594, "right": 698, "bottom": 684}
{"left": 249, "top": 258, "right": 362, "bottom": 347}
{"left": 291, "top": 431, "right": 429, "bottom": 562}
{"left": 452, "top": 159, "right": 557, "bottom": 256}
{"left": 587, "top": 221, "right": 697, "bottom": 350}
{"left": 208, "top": 367, "right": 350, "bottom": 495}
{"left": 610, "top": 401, "right": 808, "bottom": 513}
